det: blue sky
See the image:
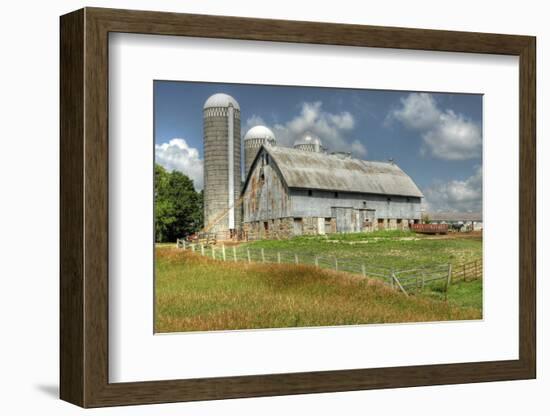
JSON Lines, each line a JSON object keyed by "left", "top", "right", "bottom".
{"left": 154, "top": 81, "right": 482, "bottom": 213}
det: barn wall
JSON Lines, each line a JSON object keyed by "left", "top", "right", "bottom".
{"left": 290, "top": 189, "right": 422, "bottom": 220}
{"left": 242, "top": 156, "right": 291, "bottom": 223}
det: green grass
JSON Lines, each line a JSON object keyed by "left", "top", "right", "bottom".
{"left": 155, "top": 244, "right": 482, "bottom": 333}
{"left": 237, "top": 230, "right": 483, "bottom": 310}
{"left": 241, "top": 230, "right": 482, "bottom": 269}
{"left": 443, "top": 279, "right": 483, "bottom": 310}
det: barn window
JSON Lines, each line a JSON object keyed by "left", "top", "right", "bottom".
{"left": 334, "top": 192, "right": 339, "bottom": 198}
{"left": 363, "top": 201, "right": 367, "bottom": 207}
{"left": 387, "top": 197, "right": 392, "bottom": 202}
{"left": 308, "top": 190, "right": 313, "bottom": 196}
{"left": 406, "top": 197, "right": 410, "bottom": 202}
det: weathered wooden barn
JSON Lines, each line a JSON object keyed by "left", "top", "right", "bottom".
{"left": 242, "top": 145, "right": 424, "bottom": 239}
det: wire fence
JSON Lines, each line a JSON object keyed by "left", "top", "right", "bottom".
{"left": 175, "top": 239, "right": 481, "bottom": 297}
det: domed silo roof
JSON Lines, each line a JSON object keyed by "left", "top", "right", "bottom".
{"left": 244, "top": 125, "right": 276, "bottom": 142}
{"left": 243, "top": 125, "right": 277, "bottom": 179}
{"left": 203, "top": 93, "right": 240, "bottom": 110}
{"left": 294, "top": 132, "right": 322, "bottom": 147}
{"left": 294, "top": 132, "right": 324, "bottom": 152}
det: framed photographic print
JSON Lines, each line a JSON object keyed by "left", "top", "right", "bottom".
{"left": 60, "top": 7, "right": 536, "bottom": 408}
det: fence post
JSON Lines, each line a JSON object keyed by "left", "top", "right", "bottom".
{"left": 463, "top": 263, "right": 466, "bottom": 281}
{"left": 201, "top": 244, "right": 204, "bottom": 256}
{"left": 212, "top": 247, "right": 215, "bottom": 260}
{"left": 389, "top": 269, "right": 395, "bottom": 289}
{"left": 334, "top": 257, "right": 338, "bottom": 271}
{"left": 361, "top": 264, "right": 366, "bottom": 277}
{"left": 247, "top": 248, "right": 251, "bottom": 264}
{"left": 445, "top": 263, "right": 453, "bottom": 301}
{"left": 315, "top": 256, "right": 319, "bottom": 267}
{"left": 176, "top": 239, "right": 180, "bottom": 248}
{"left": 222, "top": 244, "right": 226, "bottom": 261}
{"left": 295, "top": 254, "right": 299, "bottom": 265}
{"left": 277, "top": 252, "right": 281, "bottom": 264}
{"left": 261, "top": 248, "right": 265, "bottom": 263}
{"left": 233, "top": 246, "right": 237, "bottom": 262}
{"left": 182, "top": 240, "right": 186, "bottom": 250}
{"left": 392, "top": 271, "right": 408, "bottom": 296}
{"left": 191, "top": 244, "right": 195, "bottom": 252}
{"left": 421, "top": 272, "right": 426, "bottom": 289}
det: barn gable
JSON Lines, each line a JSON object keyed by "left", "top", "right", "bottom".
{"left": 242, "top": 148, "right": 291, "bottom": 224}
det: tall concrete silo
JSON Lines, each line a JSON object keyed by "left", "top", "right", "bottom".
{"left": 294, "top": 132, "right": 324, "bottom": 153}
{"left": 243, "top": 125, "right": 276, "bottom": 179}
{"left": 203, "top": 93, "right": 241, "bottom": 239}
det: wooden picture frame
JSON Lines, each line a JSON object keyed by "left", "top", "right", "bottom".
{"left": 60, "top": 7, "right": 536, "bottom": 408}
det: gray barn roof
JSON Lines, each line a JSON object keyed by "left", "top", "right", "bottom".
{"left": 253, "top": 146, "right": 423, "bottom": 198}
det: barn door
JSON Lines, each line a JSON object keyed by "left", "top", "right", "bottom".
{"left": 366, "top": 209, "right": 375, "bottom": 231}
{"left": 293, "top": 218, "right": 303, "bottom": 235}
{"left": 317, "top": 217, "right": 325, "bottom": 235}
{"left": 333, "top": 207, "right": 353, "bottom": 233}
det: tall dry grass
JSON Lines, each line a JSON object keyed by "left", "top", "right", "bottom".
{"left": 155, "top": 247, "right": 481, "bottom": 333}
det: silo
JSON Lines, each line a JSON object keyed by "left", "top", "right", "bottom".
{"left": 294, "top": 132, "right": 324, "bottom": 153}
{"left": 203, "top": 93, "right": 241, "bottom": 239}
{"left": 243, "top": 125, "right": 277, "bottom": 178}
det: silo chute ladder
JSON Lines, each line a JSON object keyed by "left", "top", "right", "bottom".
{"left": 201, "top": 192, "right": 247, "bottom": 234}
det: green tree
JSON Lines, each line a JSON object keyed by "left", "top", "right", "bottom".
{"left": 154, "top": 164, "right": 203, "bottom": 242}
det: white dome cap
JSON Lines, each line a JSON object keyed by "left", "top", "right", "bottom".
{"left": 244, "top": 125, "right": 276, "bottom": 141}
{"left": 294, "top": 132, "right": 322, "bottom": 146}
{"left": 203, "top": 93, "right": 240, "bottom": 110}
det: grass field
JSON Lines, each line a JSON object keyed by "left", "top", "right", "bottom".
{"left": 155, "top": 230, "right": 482, "bottom": 333}
{"left": 242, "top": 230, "right": 482, "bottom": 269}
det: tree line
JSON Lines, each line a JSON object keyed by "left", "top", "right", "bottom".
{"left": 155, "top": 164, "right": 203, "bottom": 242}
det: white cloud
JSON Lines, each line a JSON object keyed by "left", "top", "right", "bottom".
{"left": 388, "top": 93, "right": 481, "bottom": 160}
{"left": 247, "top": 101, "right": 366, "bottom": 157}
{"left": 243, "top": 115, "right": 266, "bottom": 134}
{"left": 390, "top": 93, "right": 441, "bottom": 130}
{"left": 350, "top": 140, "right": 368, "bottom": 157}
{"left": 155, "top": 138, "right": 204, "bottom": 190}
{"left": 423, "top": 166, "right": 482, "bottom": 212}
{"left": 422, "top": 110, "right": 482, "bottom": 160}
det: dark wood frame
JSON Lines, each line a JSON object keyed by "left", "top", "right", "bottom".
{"left": 60, "top": 7, "right": 536, "bottom": 408}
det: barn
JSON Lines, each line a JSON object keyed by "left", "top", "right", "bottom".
{"left": 241, "top": 144, "right": 424, "bottom": 240}
{"left": 427, "top": 212, "right": 483, "bottom": 232}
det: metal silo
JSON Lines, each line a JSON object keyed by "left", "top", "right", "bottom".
{"left": 243, "top": 125, "right": 277, "bottom": 179}
{"left": 293, "top": 132, "right": 324, "bottom": 153}
{"left": 203, "top": 93, "right": 241, "bottom": 239}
